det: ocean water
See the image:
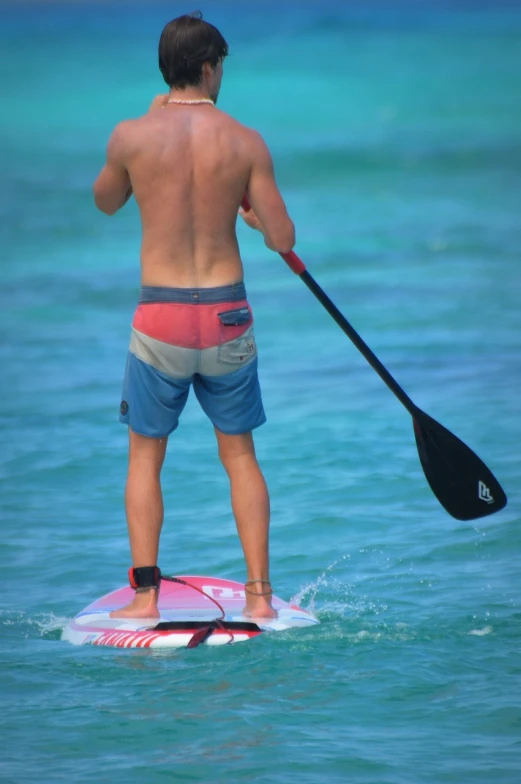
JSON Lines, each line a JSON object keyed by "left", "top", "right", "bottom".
{"left": 1, "top": 1, "right": 520, "bottom": 782}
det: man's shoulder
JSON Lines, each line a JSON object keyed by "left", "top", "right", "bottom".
{"left": 108, "top": 117, "right": 140, "bottom": 144}
{"left": 109, "top": 114, "right": 158, "bottom": 152}
{"left": 214, "top": 110, "right": 264, "bottom": 146}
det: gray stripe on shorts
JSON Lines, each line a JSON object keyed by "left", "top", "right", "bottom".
{"left": 129, "top": 328, "right": 257, "bottom": 378}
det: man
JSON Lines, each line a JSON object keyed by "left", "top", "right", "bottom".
{"left": 93, "top": 12, "right": 295, "bottom": 619}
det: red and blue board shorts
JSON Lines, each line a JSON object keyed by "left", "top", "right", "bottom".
{"left": 119, "top": 282, "right": 266, "bottom": 438}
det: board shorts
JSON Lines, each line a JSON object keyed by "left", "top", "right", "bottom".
{"left": 119, "top": 282, "right": 266, "bottom": 438}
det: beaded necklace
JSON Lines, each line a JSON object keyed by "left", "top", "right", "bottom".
{"left": 166, "top": 98, "right": 214, "bottom": 106}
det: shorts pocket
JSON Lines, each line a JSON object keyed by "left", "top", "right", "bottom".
{"left": 217, "top": 307, "right": 252, "bottom": 327}
{"left": 217, "top": 324, "right": 257, "bottom": 366}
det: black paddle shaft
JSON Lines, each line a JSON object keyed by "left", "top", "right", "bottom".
{"left": 299, "top": 270, "right": 507, "bottom": 521}
{"left": 301, "top": 271, "right": 418, "bottom": 415}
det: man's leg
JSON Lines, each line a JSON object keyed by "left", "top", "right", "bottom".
{"left": 110, "top": 429, "right": 168, "bottom": 619}
{"left": 214, "top": 427, "right": 276, "bottom": 618}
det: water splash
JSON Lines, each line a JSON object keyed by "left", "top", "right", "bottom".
{"left": 291, "top": 553, "right": 352, "bottom": 612}
{"left": 0, "top": 610, "right": 68, "bottom": 640}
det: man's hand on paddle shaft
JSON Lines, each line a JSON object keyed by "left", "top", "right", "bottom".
{"left": 239, "top": 205, "right": 264, "bottom": 233}
{"left": 239, "top": 198, "right": 295, "bottom": 255}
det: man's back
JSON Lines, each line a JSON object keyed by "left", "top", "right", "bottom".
{"left": 122, "top": 105, "right": 251, "bottom": 288}
{"left": 93, "top": 12, "right": 293, "bottom": 620}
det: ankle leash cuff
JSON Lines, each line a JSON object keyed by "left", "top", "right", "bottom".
{"left": 128, "top": 566, "right": 161, "bottom": 591}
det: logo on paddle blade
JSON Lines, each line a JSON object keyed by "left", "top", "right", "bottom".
{"left": 478, "top": 481, "right": 494, "bottom": 504}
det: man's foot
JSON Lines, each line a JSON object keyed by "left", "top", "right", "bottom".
{"left": 110, "top": 589, "right": 160, "bottom": 619}
{"left": 243, "top": 580, "right": 278, "bottom": 619}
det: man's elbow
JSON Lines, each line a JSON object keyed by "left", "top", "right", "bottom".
{"left": 95, "top": 201, "right": 118, "bottom": 216}
{"left": 93, "top": 186, "right": 117, "bottom": 216}
{"left": 266, "top": 221, "right": 296, "bottom": 255}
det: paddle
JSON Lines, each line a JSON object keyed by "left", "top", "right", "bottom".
{"left": 241, "top": 197, "right": 507, "bottom": 521}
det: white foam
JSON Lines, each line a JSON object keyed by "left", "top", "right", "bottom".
{"left": 468, "top": 626, "right": 493, "bottom": 636}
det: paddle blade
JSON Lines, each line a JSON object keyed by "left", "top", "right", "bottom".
{"left": 412, "top": 412, "right": 507, "bottom": 520}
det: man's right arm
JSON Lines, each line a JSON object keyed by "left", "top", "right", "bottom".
{"left": 93, "top": 124, "right": 133, "bottom": 216}
{"left": 243, "top": 131, "right": 295, "bottom": 254}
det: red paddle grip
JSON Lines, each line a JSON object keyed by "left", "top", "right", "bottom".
{"left": 279, "top": 250, "right": 306, "bottom": 276}
{"left": 240, "top": 194, "right": 306, "bottom": 275}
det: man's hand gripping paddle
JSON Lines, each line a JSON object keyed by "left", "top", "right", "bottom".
{"left": 241, "top": 197, "right": 507, "bottom": 521}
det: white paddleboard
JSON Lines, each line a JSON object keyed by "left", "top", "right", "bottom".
{"left": 62, "top": 575, "right": 318, "bottom": 648}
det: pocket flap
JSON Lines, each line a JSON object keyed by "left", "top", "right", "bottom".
{"left": 217, "top": 307, "right": 252, "bottom": 326}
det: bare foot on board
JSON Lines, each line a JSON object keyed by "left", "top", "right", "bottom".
{"left": 243, "top": 580, "right": 278, "bottom": 619}
{"left": 110, "top": 589, "right": 160, "bottom": 620}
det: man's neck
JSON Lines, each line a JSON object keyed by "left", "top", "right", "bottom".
{"left": 168, "top": 86, "right": 212, "bottom": 103}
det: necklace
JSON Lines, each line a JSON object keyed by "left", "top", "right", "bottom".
{"left": 166, "top": 98, "right": 214, "bottom": 106}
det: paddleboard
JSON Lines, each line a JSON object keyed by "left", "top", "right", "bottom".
{"left": 61, "top": 575, "right": 318, "bottom": 648}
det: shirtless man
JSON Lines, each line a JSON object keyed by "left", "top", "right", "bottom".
{"left": 93, "top": 13, "right": 295, "bottom": 619}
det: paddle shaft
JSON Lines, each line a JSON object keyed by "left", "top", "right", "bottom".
{"left": 241, "top": 195, "right": 417, "bottom": 415}
{"left": 299, "top": 268, "right": 418, "bottom": 415}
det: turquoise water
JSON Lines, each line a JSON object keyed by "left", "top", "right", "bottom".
{"left": 2, "top": 1, "right": 520, "bottom": 781}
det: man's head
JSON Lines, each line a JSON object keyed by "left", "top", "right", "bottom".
{"left": 159, "top": 12, "right": 228, "bottom": 102}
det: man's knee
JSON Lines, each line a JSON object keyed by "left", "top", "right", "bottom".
{"left": 128, "top": 428, "right": 168, "bottom": 472}
{"left": 215, "top": 429, "right": 255, "bottom": 468}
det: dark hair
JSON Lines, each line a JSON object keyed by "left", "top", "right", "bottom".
{"left": 158, "top": 11, "right": 228, "bottom": 89}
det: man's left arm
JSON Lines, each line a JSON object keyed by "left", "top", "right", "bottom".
{"left": 93, "top": 123, "right": 133, "bottom": 215}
